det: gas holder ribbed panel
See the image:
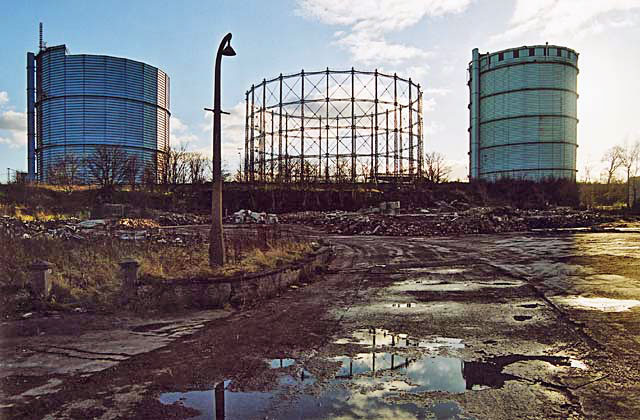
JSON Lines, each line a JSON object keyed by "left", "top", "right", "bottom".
{"left": 468, "top": 45, "right": 578, "bottom": 181}
{"left": 34, "top": 45, "right": 170, "bottom": 183}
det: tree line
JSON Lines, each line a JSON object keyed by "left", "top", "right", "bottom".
{"left": 45, "top": 145, "right": 234, "bottom": 190}
{"left": 585, "top": 139, "right": 640, "bottom": 208}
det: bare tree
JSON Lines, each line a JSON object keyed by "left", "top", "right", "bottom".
{"left": 602, "top": 146, "right": 624, "bottom": 185}
{"left": 581, "top": 160, "right": 595, "bottom": 183}
{"left": 187, "top": 152, "right": 209, "bottom": 184}
{"left": 335, "top": 158, "right": 350, "bottom": 183}
{"left": 141, "top": 161, "right": 157, "bottom": 188}
{"left": 423, "top": 151, "right": 452, "bottom": 183}
{"left": 124, "top": 154, "right": 140, "bottom": 190}
{"left": 85, "top": 145, "right": 128, "bottom": 187}
{"left": 619, "top": 139, "right": 640, "bottom": 208}
{"left": 160, "top": 144, "right": 189, "bottom": 184}
{"left": 47, "top": 155, "right": 80, "bottom": 190}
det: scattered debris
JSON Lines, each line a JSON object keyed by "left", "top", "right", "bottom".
{"left": 281, "top": 205, "right": 621, "bottom": 237}
{"left": 78, "top": 219, "right": 107, "bottom": 228}
{"left": 228, "top": 209, "right": 279, "bottom": 224}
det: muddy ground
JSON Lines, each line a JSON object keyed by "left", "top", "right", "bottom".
{"left": 1, "top": 230, "right": 639, "bottom": 419}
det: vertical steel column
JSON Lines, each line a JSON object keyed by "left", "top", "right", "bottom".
{"left": 370, "top": 114, "right": 374, "bottom": 181}
{"left": 335, "top": 116, "right": 339, "bottom": 180}
{"left": 261, "top": 79, "right": 266, "bottom": 182}
{"left": 351, "top": 68, "right": 356, "bottom": 182}
{"left": 417, "top": 87, "right": 423, "bottom": 177}
{"left": 318, "top": 116, "right": 322, "bottom": 181}
{"left": 285, "top": 114, "right": 289, "bottom": 182}
{"left": 300, "top": 70, "right": 305, "bottom": 183}
{"left": 393, "top": 73, "right": 398, "bottom": 178}
{"left": 385, "top": 109, "right": 389, "bottom": 175}
{"left": 374, "top": 70, "right": 379, "bottom": 182}
{"left": 399, "top": 105, "right": 403, "bottom": 174}
{"left": 325, "top": 68, "right": 330, "bottom": 182}
{"left": 408, "top": 79, "right": 413, "bottom": 176}
{"left": 470, "top": 48, "right": 481, "bottom": 179}
{"left": 26, "top": 52, "right": 36, "bottom": 181}
{"left": 244, "top": 92, "right": 249, "bottom": 182}
{"left": 250, "top": 85, "right": 255, "bottom": 182}
{"left": 270, "top": 111, "right": 274, "bottom": 181}
{"left": 278, "top": 74, "right": 283, "bottom": 181}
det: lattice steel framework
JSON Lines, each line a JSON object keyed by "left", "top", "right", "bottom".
{"left": 244, "top": 68, "right": 424, "bottom": 184}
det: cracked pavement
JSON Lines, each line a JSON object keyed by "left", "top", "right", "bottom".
{"left": 1, "top": 231, "right": 639, "bottom": 419}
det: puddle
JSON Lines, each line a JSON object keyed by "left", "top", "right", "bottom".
{"left": 519, "top": 303, "right": 540, "bottom": 309}
{"left": 403, "top": 267, "right": 468, "bottom": 274}
{"left": 161, "top": 379, "right": 474, "bottom": 420}
{"left": 160, "top": 353, "right": 569, "bottom": 419}
{"left": 513, "top": 315, "right": 532, "bottom": 321}
{"left": 159, "top": 381, "right": 272, "bottom": 420}
{"left": 554, "top": 296, "right": 640, "bottom": 312}
{"left": 334, "top": 328, "right": 464, "bottom": 350}
{"left": 391, "top": 278, "right": 523, "bottom": 292}
{"left": 570, "top": 359, "right": 588, "bottom": 369}
{"left": 431, "top": 401, "right": 474, "bottom": 420}
{"left": 386, "top": 302, "right": 419, "bottom": 308}
{"left": 277, "top": 367, "right": 316, "bottom": 387}
{"left": 130, "top": 322, "right": 174, "bottom": 332}
{"left": 267, "top": 358, "right": 295, "bottom": 369}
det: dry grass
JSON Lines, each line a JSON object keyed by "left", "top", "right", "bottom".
{"left": 0, "top": 232, "right": 311, "bottom": 313}
{"left": 0, "top": 203, "right": 86, "bottom": 222}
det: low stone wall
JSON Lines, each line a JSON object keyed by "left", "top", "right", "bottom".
{"left": 135, "top": 247, "right": 333, "bottom": 310}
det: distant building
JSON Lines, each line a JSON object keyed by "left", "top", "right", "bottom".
{"left": 27, "top": 35, "right": 170, "bottom": 183}
{"left": 468, "top": 44, "right": 579, "bottom": 181}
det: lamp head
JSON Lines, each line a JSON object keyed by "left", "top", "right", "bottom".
{"left": 222, "top": 41, "right": 236, "bottom": 57}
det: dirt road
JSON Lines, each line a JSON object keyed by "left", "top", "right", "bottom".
{"left": 1, "top": 231, "right": 639, "bottom": 419}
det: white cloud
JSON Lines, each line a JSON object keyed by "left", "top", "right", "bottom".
{"left": 446, "top": 157, "right": 468, "bottom": 181}
{"left": 424, "top": 120, "right": 443, "bottom": 135}
{"left": 221, "top": 102, "right": 248, "bottom": 163}
{"left": 170, "top": 103, "right": 246, "bottom": 173}
{"left": 0, "top": 92, "right": 26, "bottom": 149}
{"left": 335, "top": 31, "right": 431, "bottom": 65}
{"left": 296, "top": 0, "right": 472, "bottom": 65}
{"left": 401, "top": 65, "right": 430, "bottom": 85}
{"left": 423, "top": 87, "right": 451, "bottom": 96}
{"left": 297, "top": 0, "right": 472, "bottom": 31}
{"left": 0, "top": 110, "right": 26, "bottom": 132}
{"left": 492, "top": 0, "right": 640, "bottom": 43}
{"left": 170, "top": 116, "right": 200, "bottom": 148}
{"left": 423, "top": 97, "right": 437, "bottom": 112}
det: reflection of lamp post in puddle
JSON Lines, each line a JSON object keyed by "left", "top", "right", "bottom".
{"left": 214, "top": 381, "right": 225, "bottom": 419}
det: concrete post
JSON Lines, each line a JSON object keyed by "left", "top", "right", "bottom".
{"left": 119, "top": 258, "right": 140, "bottom": 299}
{"left": 28, "top": 260, "right": 54, "bottom": 300}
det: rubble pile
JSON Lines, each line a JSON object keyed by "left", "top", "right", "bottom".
{"left": 280, "top": 204, "right": 619, "bottom": 236}
{"left": 0, "top": 212, "right": 208, "bottom": 245}
{"left": 155, "top": 211, "right": 209, "bottom": 226}
{"left": 116, "top": 218, "right": 160, "bottom": 229}
{"left": 1, "top": 216, "right": 83, "bottom": 240}
{"left": 227, "top": 209, "right": 279, "bottom": 224}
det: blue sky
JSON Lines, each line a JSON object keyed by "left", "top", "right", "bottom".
{"left": 1, "top": 0, "right": 639, "bottom": 181}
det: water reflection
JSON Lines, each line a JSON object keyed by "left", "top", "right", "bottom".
{"left": 554, "top": 296, "right": 640, "bottom": 312}
{"left": 159, "top": 330, "right": 572, "bottom": 419}
{"left": 268, "top": 358, "right": 296, "bottom": 369}
{"left": 159, "top": 381, "right": 272, "bottom": 420}
{"left": 333, "top": 351, "right": 516, "bottom": 393}
{"left": 334, "top": 327, "right": 464, "bottom": 350}
{"left": 160, "top": 381, "right": 466, "bottom": 420}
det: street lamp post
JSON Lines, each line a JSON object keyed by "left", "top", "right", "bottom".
{"left": 209, "top": 33, "right": 236, "bottom": 267}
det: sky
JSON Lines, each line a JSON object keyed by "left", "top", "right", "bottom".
{"left": 1, "top": 0, "right": 639, "bottom": 182}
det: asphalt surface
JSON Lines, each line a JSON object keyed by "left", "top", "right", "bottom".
{"left": 1, "top": 231, "right": 639, "bottom": 419}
